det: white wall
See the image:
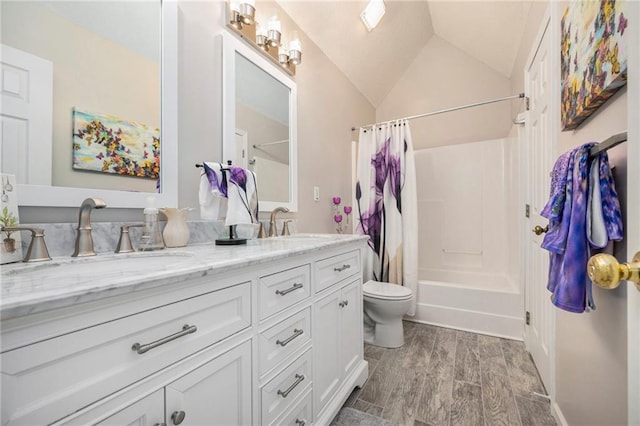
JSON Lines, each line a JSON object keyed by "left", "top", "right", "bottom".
{"left": 377, "top": 35, "right": 512, "bottom": 150}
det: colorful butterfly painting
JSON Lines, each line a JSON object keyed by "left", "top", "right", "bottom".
{"left": 72, "top": 108, "right": 161, "bottom": 179}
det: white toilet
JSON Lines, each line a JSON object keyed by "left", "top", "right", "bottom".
{"left": 362, "top": 280, "right": 414, "bottom": 348}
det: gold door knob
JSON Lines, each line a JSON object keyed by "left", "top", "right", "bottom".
{"left": 532, "top": 225, "right": 549, "bottom": 235}
{"left": 587, "top": 252, "right": 640, "bottom": 290}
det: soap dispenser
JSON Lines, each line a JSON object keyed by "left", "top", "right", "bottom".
{"left": 139, "top": 196, "right": 165, "bottom": 251}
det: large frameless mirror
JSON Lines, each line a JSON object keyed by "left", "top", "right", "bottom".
{"left": 0, "top": 0, "right": 177, "bottom": 208}
{"left": 222, "top": 32, "right": 298, "bottom": 212}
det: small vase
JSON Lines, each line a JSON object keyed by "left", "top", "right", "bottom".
{"left": 160, "top": 208, "right": 191, "bottom": 248}
{"left": 3, "top": 237, "right": 16, "bottom": 253}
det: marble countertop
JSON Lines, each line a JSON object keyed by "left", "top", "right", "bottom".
{"left": 1, "top": 234, "right": 368, "bottom": 320}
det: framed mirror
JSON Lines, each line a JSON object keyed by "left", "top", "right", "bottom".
{"left": 0, "top": 1, "right": 177, "bottom": 208}
{"left": 222, "top": 32, "right": 298, "bottom": 212}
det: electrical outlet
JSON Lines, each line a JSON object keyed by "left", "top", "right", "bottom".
{"left": 313, "top": 186, "right": 320, "bottom": 201}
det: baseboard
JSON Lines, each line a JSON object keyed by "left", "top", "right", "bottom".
{"left": 411, "top": 303, "right": 524, "bottom": 340}
{"left": 315, "top": 360, "right": 368, "bottom": 426}
{"left": 551, "top": 401, "right": 569, "bottom": 426}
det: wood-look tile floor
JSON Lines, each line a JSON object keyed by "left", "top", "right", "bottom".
{"left": 343, "top": 321, "right": 557, "bottom": 426}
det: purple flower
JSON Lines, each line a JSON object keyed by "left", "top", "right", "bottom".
{"left": 229, "top": 166, "right": 247, "bottom": 191}
{"left": 332, "top": 196, "right": 341, "bottom": 205}
{"left": 203, "top": 162, "right": 227, "bottom": 197}
{"left": 344, "top": 206, "right": 352, "bottom": 214}
{"left": 334, "top": 214, "right": 343, "bottom": 223}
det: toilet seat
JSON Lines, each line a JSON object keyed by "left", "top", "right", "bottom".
{"left": 363, "top": 280, "right": 413, "bottom": 300}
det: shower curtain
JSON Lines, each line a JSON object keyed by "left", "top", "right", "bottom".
{"left": 355, "top": 120, "right": 418, "bottom": 315}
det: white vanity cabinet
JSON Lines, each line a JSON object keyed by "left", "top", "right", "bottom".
{"left": 0, "top": 236, "right": 368, "bottom": 426}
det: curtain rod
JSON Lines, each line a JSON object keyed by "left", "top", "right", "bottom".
{"left": 253, "top": 139, "right": 288, "bottom": 148}
{"left": 351, "top": 93, "right": 525, "bottom": 131}
{"left": 588, "top": 132, "right": 627, "bottom": 158}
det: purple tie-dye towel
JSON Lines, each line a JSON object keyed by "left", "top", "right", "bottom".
{"left": 540, "top": 143, "right": 622, "bottom": 313}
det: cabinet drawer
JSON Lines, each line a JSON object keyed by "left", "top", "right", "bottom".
{"left": 272, "top": 388, "right": 312, "bottom": 426}
{"left": 259, "top": 307, "right": 311, "bottom": 375}
{"left": 315, "top": 250, "right": 360, "bottom": 293}
{"left": 259, "top": 264, "right": 311, "bottom": 320}
{"left": 261, "top": 349, "right": 312, "bottom": 426}
{"left": 1, "top": 282, "right": 251, "bottom": 425}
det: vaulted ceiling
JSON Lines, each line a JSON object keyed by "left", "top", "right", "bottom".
{"left": 277, "top": 1, "right": 533, "bottom": 107}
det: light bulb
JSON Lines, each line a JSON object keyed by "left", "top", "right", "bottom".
{"left": 267, "top": 14, "right": 281, "bottom": 32}
{"left": 289, "top": 31, "right": 302, "bottom": 53}
{"left": 230, "top": 0, "right": 240, "bottom": 12}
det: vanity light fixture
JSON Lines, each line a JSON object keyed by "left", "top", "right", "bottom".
{"left": 230, "top": 0, "right": 255, "bottom": 28}
{"left": 256, "top": 22, "right": 269, "bottom": 51}
{"left": 288, "top": 32, "right": 302, "bottom": 65}
{"left": 361, "top": 0, "right": 386, "bottom": 32}
{"left": 225, "top": 1, "right": 302, "bottom": 75}
{"left": 278, "top": 43, "right": 289, "bottom": 67}
{"left": 266, "top": 14, "right": 282, "bottom": 48}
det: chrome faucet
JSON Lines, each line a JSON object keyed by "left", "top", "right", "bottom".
{"left": 269, "top": 207, "right": 289, "bottom": 237}
{"left": 72, "top": 197, "right": 106, "bottom": 257}
{"left": 1, "top": 226, "right": 52, "bottom": 262}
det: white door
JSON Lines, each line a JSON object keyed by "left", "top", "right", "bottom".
{"left": 0, "top": 45, "right": 52, "bottom": 184}
{"left": 626, "top": 2, "right": 640, "bottom": 423}
{"left": 165, "top": 341, "right": 252, "bottom": 426}
{"left": 523, "top": 15, "right": 554, "bottom": 392}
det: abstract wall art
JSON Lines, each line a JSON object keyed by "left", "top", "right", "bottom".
{"left": 72, "top": 109, "right": 160, "bottom": 178}
{"left": 561, "top": 0, "right": 628, "bottom": 130}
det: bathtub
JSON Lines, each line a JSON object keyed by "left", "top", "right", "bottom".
{"left": 408, "top": 268, "right": 524, "bottom": 339}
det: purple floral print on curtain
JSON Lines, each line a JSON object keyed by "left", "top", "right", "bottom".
{"left": 356, "top": 136, "right": 404, "bottom": 281}
{"left": 355, "top": 121, "right": 418, "bottom": 315}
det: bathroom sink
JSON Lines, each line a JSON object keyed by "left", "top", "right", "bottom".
{"left": 3, "top": 251, "right": 195, "bottom": 278}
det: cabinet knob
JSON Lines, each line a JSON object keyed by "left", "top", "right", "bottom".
{"left": 171, "top": 410, "right": 186, "bottom": 425}
{"left": 295, "top": 419, "right": 306, "bottom": 426}
{"left": 532, "top": 224, "right": 549, "bottom": 235}
{"left": 153, "top": 423, "right": 167, "bottom": 426}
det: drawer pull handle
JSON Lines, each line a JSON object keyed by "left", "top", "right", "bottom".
{"left": 334, "top": 264, "right": 351, "bottom": 272}
{"left": 339, "top": 300, "right": 349, "bottom": 308}
{"left": 276, "top": 328, "right": 304, "bottom": 347}
{"left": 275, "top": 283, "right": 303, "bottom": 296}
{"left": 277, "top": 374, "right": 305, "bottom": 398}
{"left": 132, "top": 324, "right": 197, "bottom": 355}
{"left": 171, "top": 410, "right": 186, "bottom": 425}
{"left": 295, "top": 420, "right": 306, "bottom": 426}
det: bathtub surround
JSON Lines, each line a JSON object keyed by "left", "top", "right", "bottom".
{"left": 413, "top": 138, "right": 522, "bottom": 338}
{"left": 355, "top": 120, "right": 418, "bottom": 315}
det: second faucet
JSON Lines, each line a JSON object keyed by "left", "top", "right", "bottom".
{"left": 268, "top": 207, "right": 290, "bottom": 237}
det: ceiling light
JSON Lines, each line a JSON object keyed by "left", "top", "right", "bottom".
{"left": 361, "top": 0, "right": 385, "bottom": 32}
